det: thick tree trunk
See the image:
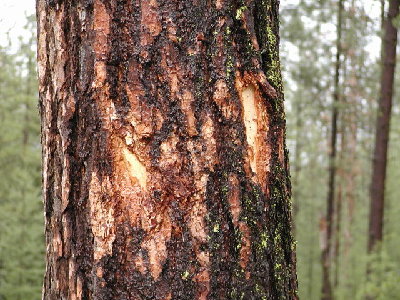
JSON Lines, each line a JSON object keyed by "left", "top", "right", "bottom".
{"left": 321, "top": 1, "right": 343, "bottom": 300}
{"left": 368, "top": 0, "right": 399, "bottom": 254}
{"left": 37, "top": 0, "right": 297, "bottom": 299}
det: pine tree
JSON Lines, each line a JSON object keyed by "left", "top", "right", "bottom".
{"left": 38, "top": 1, "right": 298, "bottom": 299}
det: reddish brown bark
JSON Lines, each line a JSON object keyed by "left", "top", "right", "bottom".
{"left": 37, "top": 0, "right": 297, "bottom": 299}
{"left": 368, "top": 0, "right": 399, "bottom": 253}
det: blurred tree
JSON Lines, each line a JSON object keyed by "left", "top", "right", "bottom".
{"left": 0, "top": 15, "right": 44, "bottom": 300}
{"left": 321, "top": 1, "right": 344, "bottom": 299}
{"left": 281, "top": 0, "right": 391, "bottom": 299}
{"left": 368, "top": 0, "right": 399, "bottom": 254}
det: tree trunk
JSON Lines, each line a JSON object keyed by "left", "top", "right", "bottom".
{"left": 291, "top": 38, "right": 305, "bottom": 238}
{"left": 37, "top": 1, "right": 297, "bottom": 299}
{"left": 368, "top": 0, "right": 399, "bottom": 254}
{"left": 342, "top": 31, "right": 359, "bottom": 289}
{"left": 292, "top": 97, "right": 302, "bottom": 237}
{"left": 321, "top": 1, "right": 343, "bottom": 299}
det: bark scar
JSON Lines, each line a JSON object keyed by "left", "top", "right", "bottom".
{"left": 236, "top": 71, "right": 271, "bottom": 187}
{"left": 244, "top": 70, "right": 277, "bottom": 99}
{"left": 121, "top": 145, "right": 148, "bottom": 189}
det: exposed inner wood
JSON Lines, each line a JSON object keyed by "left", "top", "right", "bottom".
{"left": 241, "top": 84, "right": 258, "bottom": 174}
{"left": 122, "top": 146, "right": 148, "bottom": 189}
{"left": 38, "top": 0, "right": 297, "bottom": 299}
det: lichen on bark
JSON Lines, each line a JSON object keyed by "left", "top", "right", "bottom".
{"left": 38, "top": 0, "right": 298, "bottom": 299}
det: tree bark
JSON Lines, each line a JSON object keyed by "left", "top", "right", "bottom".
{"left": 37, "top": 0, "right": 297, "bottom": 299}
{"left": 368, "top": 0, "right": 399, "bottom": 254}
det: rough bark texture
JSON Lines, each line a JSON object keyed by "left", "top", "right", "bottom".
{"left": 368, "top": 0, "right": 399, "bottom": 253}
{"left": 37, "top": 0, "right": 297, "bottom": 299}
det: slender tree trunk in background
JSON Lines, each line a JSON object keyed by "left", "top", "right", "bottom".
{"left": 321, "top": 1, "right": 343, "bottom": 299}
{"left": 333, "top": 185, "right": 342, "bottom": 289}
{"left": 292, "top": 99, "right": 301, "bottom": 236}
{"left": 37, "top": 1, "right": 297, "bottom": 299}
{"left": 368, "top": 0, "right": 399, "bottom": 254}
{"left": 381, "top": 0, "right": 386, "bottom": 46}
{"left": 334, "top": 122, "right": 345, "bottom": 289}
{"left": 291, "top": 6, "right": 305, "bottom": 238}
{"left": 23, "top": 55, "right": 33, "bottom": 149}
{"left": 343, "top": 40, "right": 359, "bottom": 289}
{"left": 334, "top": 19, "right": 350, "bottom": 289}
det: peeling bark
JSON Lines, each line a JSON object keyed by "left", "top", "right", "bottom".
{"left": 38, "top": 0, "right": 297, "bottom": 299}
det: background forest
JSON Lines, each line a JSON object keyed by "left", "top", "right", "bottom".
{"left": 0, "top": 0, "right": 399, "bottom": 299}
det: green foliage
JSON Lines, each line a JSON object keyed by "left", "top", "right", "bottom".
{"left": 0, "top": 15, "right": 44, "bottom": 300}
{"left": 282, "top": 0, "right": 400, "bottom": 299}
{"left": 360, "top": 248, "right": 400, "bottom": 300}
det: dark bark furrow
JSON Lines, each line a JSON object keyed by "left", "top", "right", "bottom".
{"left": 38, "top": 1, "right": 297, "bottom": 299}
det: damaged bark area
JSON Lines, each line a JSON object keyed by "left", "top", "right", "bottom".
{"left": 38, "top": 0, "right": 297, "bottom": 299}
